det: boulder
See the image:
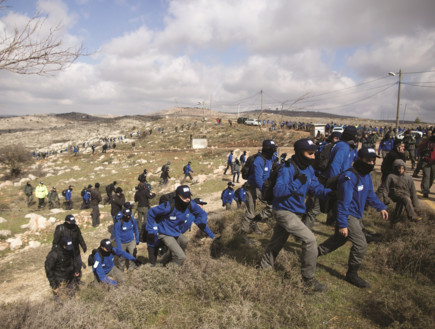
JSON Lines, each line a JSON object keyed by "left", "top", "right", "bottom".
{"left": 192, "top": 174, "right": 208, "bottom": 184}
{"left": 7, "top": 235, "right": 23, "bottom": 250}
{"left": 0, "top": 217, "right": 7, "bottom": 223}
{"left": 21, "top": 213, "right": 51, "bottom": 232}
{"left": 0, "top": 230, "right": 12, "bottom": 238}
{"left": 28, "top": 241, "right": 41, "bottom": 249}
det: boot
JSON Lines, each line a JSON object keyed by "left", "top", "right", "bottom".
{"left": 345, "top": 264, "right": 370, "bottom": 288}
{"left": 303, "top": 277, "right": 326, "bottom": 292}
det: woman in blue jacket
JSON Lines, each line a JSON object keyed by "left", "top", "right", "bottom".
{"left": 259, "top": 139, "right": 332, "bottom": 292}
{"left": 318, "top": 147, "right": 388, "bottom": 288}
{"left": 146, "top": 185, "right": 214, "bottom": 266}
{"left": 93, "top": 239, "right": 137, "bottom": 286}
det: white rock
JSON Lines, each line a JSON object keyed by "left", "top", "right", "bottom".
{"left": 72, "top": 166, "right": 81, "bottom": 171}
{"left": 192, "top": 175, "right": 208, "bottom": 184}
{"left": 48, "top": 217, "right": 57, "bottom": 223}
{"left": 28, "top": 241, "right": 41, "bottom": 249}
{"left": 28, "top": 174, "right": 37, "bottom": 180}
{"left": 94, "top": 166, "right": 104, "bottom": 171}
{"left": 0, "top": 217, "right": 6, "bottom": 223}
{"left": 22, "top": 213, "right": 50, "bottom": 232}
{"left": 50, "top": 209, "right": 65, "bottom": 214}
{"left": 0, "top": 181, "right": 13, "bottom": 189}
{"left": 0, "top": 230, "right": 12, "bottom": 238}
{"left": 7, "top": 236, "right": 23, "bottom": 250}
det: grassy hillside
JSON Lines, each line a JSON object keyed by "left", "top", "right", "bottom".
{"left": 0, "top": 115, "right": 434, "bottom": 328}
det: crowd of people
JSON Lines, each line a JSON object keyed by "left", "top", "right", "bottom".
{"left": 39, "top": 120, "right": 434, "bottom": 300}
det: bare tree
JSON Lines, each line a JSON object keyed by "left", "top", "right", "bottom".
{"left": 0, "top": 144, "right": 33, "bottom": 177}
{"left": 0, "top": 0, "right": 84, "bottom": 75}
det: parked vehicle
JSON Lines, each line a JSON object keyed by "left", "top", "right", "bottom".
{"left": 396, "top": 130, "right": 423, "bottom": 140}
{"left": 244, "top": 118, "right": 261, "bottom": 126}
{"left": 237, "top": 117, "right": 249, "bottom": 124}
{"left": 332, "top": 126, "right": 344, "bottom": 134}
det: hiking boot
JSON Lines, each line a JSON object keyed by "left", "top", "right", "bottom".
{"left": 423, "top": 193, "right": 429, "bottom": 198}
{"left": 411, "top": 216, "right": 422, "bottom": 222}
{"left": 345, "top": 265, "right": 370, "bottom": 288}
{"left": 303, "top": 277, "right": 326, "bottom": 292}
{"left": 364, "top": 231, "right": 382, "bottom": 243}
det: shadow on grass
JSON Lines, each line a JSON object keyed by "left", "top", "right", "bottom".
{"left": 316, "top": 262, "right": 346, "bottom": 281}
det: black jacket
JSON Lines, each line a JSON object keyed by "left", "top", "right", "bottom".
{"left": 105, "top": 183, "right": 116, "bottom": 196}
{"left": 90, "top": 188, "right": 102, "bottom": 206}
{"left": 381, "top": 149, "right": 406, "bottom": 181}
{"left": 134, "top": 188, "right": 156, "bottom": 208}
{"left": 45, "top": 247, "right": 77, "bottom": 289}
{"left": 111, "top": 193, "right": 125, "bottom": 217}
{"left": 52, "top": 223, "right": 87, "bottom": 255}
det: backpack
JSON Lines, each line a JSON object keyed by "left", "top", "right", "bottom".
{"left": 421, "top": 140, "right": 435, "bottom": 162}
{"left": 81, "top": 189, "right": 86, "bottom": 197}
{"left": 241, "top": 153, "right": 266, "bottom": 180}
{"left": 183, "top": 165, "right": 187, "bottom": 173}
{"left": 87, "top": 248, "right": 103, "bottom": 267}
{"left": 62, "top": 189, "right": 67, "bottom": 197}
{"left": 313, "top": 142, "right": 335, "bottom": 172}
{"left": 261, "top": 159, "right": 299, "bottom": 203}
{"left": 318, "top": 167, "right": 360, "bottom": 214}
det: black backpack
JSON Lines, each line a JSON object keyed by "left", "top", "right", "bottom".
{"left": 313, "top": 142, "right": 335, "bottom": 172}
{"left": 318, "top": 167, "right": 360, "bottom": 214}
{"left": 241, "top": 153, "right": 266, "bottom": 180}
{"left": 183, "top": 165, "right": 187, "bottom": 173}
{"left": 88, "top": 248, "right": 103, "bottom": 267}
{"left": 62, "top": 189, "right": 67, "bottom": 197}
{"left": 261, "top": 159, "right": 299, "bottom": 203}
{"left": 81, "top": 189, "right": 86, "bottom": 197}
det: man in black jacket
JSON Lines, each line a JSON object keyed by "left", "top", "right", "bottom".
{"left": 134, "top": 183, "right": 156, "bottom": 240}
{"left": 90, "top": 183, "right": 102, "bottom": 227}
{"left": 45, "top": 236, "right": 78, "bottom": 300}
{"left": 104, "top": 181, "right": 117, "bottom": 204}
{"left": 52, "top": 214, "right": 87, "bottom": 283}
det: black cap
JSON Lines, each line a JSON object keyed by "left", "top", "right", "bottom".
{"left": 357, "top": 147, "right": 378, "bottom": 159}
{"left": 65, "top": 214, "right": 76, "bottom": 224}
{"left": 115, "top": 187, "right": 123, "bottom": 193}
{"left": 122, "top": 208, "right": 132, "bottom": 217}
{"left": 343, "top": 126, "right": 357, "bottom": 137}
{"left": 228, "top": 182, "right": 235, "bottom": 186}
{"left": 88, "top": 184, "right": 93, "bottom": 188}
{"left": 294, "top": 138, "right": 317, "bottom": 151}
{"left": 176, "top": 185, "right": 192, "bottom": 198}
{"left": 95, "top": 183, "right": 100, "bottom": 188}
{"left": 262, "top": 140, "right": 276, "bottom": 148}
{"left": 193, "top": 198, "right": 207, "bottom": 205}
{"left": 123, "top": 202, "right": 133, "bottom": 209}
{"left": 100, "top": 239, "right": 113, "bottom": 251}
{"left": 61, "top": 236, "right": 74, "bottom": 251}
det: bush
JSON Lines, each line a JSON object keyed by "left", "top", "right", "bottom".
{"left": 0, "top": 144, "right": 33, "bottom": 177}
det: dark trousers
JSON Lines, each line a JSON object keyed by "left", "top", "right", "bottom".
{"left": 91, "top": 204, "right": 100, "bottom": 227}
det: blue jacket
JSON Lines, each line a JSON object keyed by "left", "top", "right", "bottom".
{"left": 247, "top": 154, "right": 273, "bottom": 190}
{"left": 93, "top": 247, "right": 136, "bottom": 286}
{"left": 114, "top": 215, "right": 139, "bottom": 247}
{"left": 240, "top": 154, "right": 246, "bottom": 164}
{"left": 273, "top": 162, "right": 331, "bottom": 214}
{"left": 65, "top": 189, "right": 72, "bottom": 201}
{"left": 227, "top": 153, "right": 233, "bottom": 164}
{"left": 235, "top": 187, "right": 246, "bottom": 202}
{"left": 83, "top": 190, "right": 90, "bottom": 202}
{"left": 146, "top": 200, "right": 214, "bottom": 239}
{"left": 184, "top": 164, "right": 193, "bottom": 174}
{"left": 323, "top": 141, "right": 353, "bottom": 178}
{"left": 221, "top": 188, "right": 237, "bottom": 205}
{"left": 336, "top": 169, "right": 386, "bottom": 228}
{"left": 378, "top": 138, "right": 394, "bottom": 154}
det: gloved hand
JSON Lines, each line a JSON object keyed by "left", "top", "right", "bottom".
{"left": 296, "top": 174, "right": 307, "bottom": 185}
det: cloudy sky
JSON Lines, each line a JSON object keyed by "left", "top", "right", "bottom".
{"left": 0, "top": 0, "right": 434, "bottom": 123}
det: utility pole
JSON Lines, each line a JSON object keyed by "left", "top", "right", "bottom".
{"left": 395, "top": 69, "right": 402, "bottom": 132}
{"left": 260, "top": 89, "right": 263, "bottom": 111}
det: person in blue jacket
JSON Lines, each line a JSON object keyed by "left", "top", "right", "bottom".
{"left": 224, "top": 151, "right": 234, "bottom": 175}
{"left": 92, "top": 239, "right": 137, "bottom": 286}
{"left": 114, "top": 207, "right": 140, "bottom": 271}
{"left": 221, "top": 182, "right": 237, "bottom": 210}
{"left": 240, "top": 150, "right": 247, "bottom": 168}
{"left": 80, "top": 185, "right": 91, "bottom": 209}
{"left": 259, "top": 138, "right": 332, "bottom": 292}
{"left": 64, "top": 185, "right": 73, "bottom": 210}
{"left": 378, "top": 133, "right": 394, "bottom": 158}
{"left": 235, "top": 186, "right": 247, "bottom": 209}
{"left": 318, "top": 147, "right": 388, "bottom": 288}
{"left": 146, "top": 185, "right": 215, "bottom": 266}
{"left": 242, "top": 140, "right": 277, "bottom": 235}
{"left": 182, "top": 161, "right": 193, "bottom": 183}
